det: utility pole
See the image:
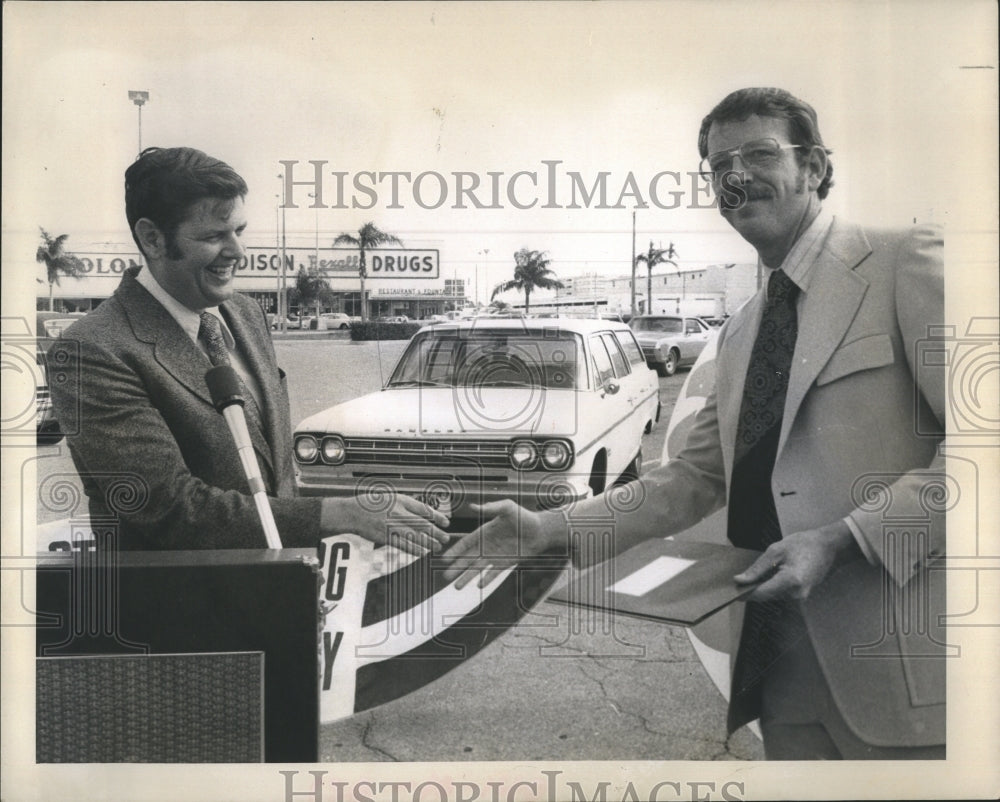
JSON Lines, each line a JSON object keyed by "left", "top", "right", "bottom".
{"left": 630, "top": 211, "right": 637, "bottom": 316}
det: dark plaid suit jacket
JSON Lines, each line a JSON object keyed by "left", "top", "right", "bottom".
{"left": 50, "top": 267, "right": 322, "bottom": 549}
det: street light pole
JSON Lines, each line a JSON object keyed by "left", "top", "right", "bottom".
{"left": 277, "top": 175, "right": 288, "bottom": 332}
{"left": 128, "top": 90, "right": 149, "bottom": 157}
{"left": 479, "top": 248, "right": 490, "bottom": 307}
{"left": 307, "top": 192, "right": 319, "bottom": 266}
{"left": 275, "top": 202, "right": 282, "bottom": 326}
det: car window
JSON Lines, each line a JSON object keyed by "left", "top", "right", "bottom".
{"left": 631, "top": 317, "right": 682, "bottom": 334}
{"left": 590, "top": 336, "right": 616, "bottom": 387}
{"left": 388, "top": 330, "right": 583, "bottom": 389}
{"left": 684, "top": 319, "right": 703, "bottom": 335}
{"left": 600, "top": 332, "right": 630, "bottom": 378}
{"left": 614, "top": 329, "right": 645, "bottom": 366}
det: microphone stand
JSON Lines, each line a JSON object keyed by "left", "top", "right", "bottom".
{"left": 205, "top": 365, "right": 283, "bottom": 549}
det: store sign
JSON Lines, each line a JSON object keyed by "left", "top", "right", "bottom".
{"left": 75, "top": 254, "right": 144, "bottom": 275}
{"left": 241, "top": 247, "right": 438, "bottom": 278}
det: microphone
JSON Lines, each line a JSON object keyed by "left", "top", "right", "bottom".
{"left": 205, "top": 365, "right": 283, "bottom": 549}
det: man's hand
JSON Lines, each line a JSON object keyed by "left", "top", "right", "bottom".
{"left": 321, "top": 494, "right": 451, "bottom": 556}
{"left": 440, "top": 500, "right": 560, "bottom": 589}
{"left": 735, "top": 520, "right": 862, "bottom": 602}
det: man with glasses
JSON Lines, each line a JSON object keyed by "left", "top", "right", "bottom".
{"left": 444, "top": 88, "right": 946, "bottom": 759}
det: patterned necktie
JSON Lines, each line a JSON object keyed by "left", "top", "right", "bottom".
{"left": 198, "top": 312, "right": 266, "bottom": 436}
{"left": 733, "top": 269, "right": 799, "bottom": 466}
{"left": 725, "top": 269, "right": 807, "bottom": 734}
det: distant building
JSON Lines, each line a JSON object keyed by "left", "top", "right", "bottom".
{"left": 509, "top": 263, "right": 759, "bottom": 318}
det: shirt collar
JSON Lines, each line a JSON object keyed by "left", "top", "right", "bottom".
{"left": 762, "top": 207, "right": 834, "bottom": 295}
{"left": 135, "top": 266, "right": 233, "bottom": 347}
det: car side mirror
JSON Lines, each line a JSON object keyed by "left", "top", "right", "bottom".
{"left": 603, "top": 379, "right": 620, "bottom": 395}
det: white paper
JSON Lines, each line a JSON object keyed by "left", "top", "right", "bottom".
{"left": 607, "top": 556, "right": 696, "bottom": 597}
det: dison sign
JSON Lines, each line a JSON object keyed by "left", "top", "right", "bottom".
{"left": 241, "top": 247, "right": 439, "bottom": 279}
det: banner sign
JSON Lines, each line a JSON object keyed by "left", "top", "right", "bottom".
{"left": 316, "top": 532, "right": 565, "bottom": 722}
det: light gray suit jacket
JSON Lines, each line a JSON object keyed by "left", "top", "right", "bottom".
{"left": 590, "top": 219, "right": 946, "bottom": 747}
{"left": 50, "top": 267, "right": 323, "bottom": 549}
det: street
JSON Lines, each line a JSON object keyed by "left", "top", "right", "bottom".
{"left": 33, "top": 335, "right": 763, "bottom": 761}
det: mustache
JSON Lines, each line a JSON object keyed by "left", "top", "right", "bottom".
{"left": 718, "top": 180, "right": 772, "bottom": 211}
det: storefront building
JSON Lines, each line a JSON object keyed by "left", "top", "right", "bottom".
{"left": 38, "top": 245, "right": 463, "bottom": 320}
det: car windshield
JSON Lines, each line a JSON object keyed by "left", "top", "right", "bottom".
{"left": 631, "top": 317, "right": 682, "bottom": 334}
{"left": 387, "top": 330, "right": 584, "bottom": 389}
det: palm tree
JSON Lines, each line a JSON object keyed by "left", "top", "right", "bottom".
{"left": 36, "top": 228, "right": 86, "bottom": 311}
{"left": 332, "top": 222, "right": 402, "bottom": 322}
{"left": 294, "top": 267, "right": 335, "bottom": 325}
{"left": 490, "top": 249, "right": 564, "bottom": 315}
{"left": 634, "top": 241, "right": 677, "bottom": 315}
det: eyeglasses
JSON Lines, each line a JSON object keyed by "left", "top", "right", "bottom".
{"left": 698, "top": 138, "right": 803, "bottom": 183}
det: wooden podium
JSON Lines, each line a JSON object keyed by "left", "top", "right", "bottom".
{"left": 35, "top": 547, "right": 321, "bottom": 763}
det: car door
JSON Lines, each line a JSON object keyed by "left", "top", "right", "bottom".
{"left": 601, "top": 330, "right": 651, "bottom": 452}
{"left": 589, "top": 332, "right": 637, "bottom": 481}
{"left": 681, "top": 317, "right": 711, "bottom": 362}
{"left": 614, "top": 327, "right": 658, "bottom": 426}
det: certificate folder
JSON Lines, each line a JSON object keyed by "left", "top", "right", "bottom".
{"left": 549, "top": 538, "right": 761, "bottom": 626}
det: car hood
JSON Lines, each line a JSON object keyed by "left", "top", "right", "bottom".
{"left": 296, "top": 387, "right": 582, "bottom": 438}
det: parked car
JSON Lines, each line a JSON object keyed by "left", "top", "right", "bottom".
{"left": 629, "top": 314, "right": 714, "bottom": 376}
{"left": 268, "top": 312, "right": 309, "bottom": 330}
{"left": 293, "top": 318, "right": 660, "bottom": 517}
{"left": 36, "top": 311, "right": 86, "bottom": 445}
{"left": 318, "top": 312, "right": 360, "bottom": 330}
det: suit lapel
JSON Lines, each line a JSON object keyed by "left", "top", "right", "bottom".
{"left": 117, "top": 269, "right": 278, "bottom": 480}
{"left": 117, "top": 270, "right": 216, "bottom": 406}
{"left": 778, "top": 220, "right": 872, "bottom": 455}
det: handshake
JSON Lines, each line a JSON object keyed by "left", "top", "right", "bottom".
{"left": 329, "top": 495, "right": 560, "bottom": 589}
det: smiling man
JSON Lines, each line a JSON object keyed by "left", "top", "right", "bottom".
{"left": 444, "top": 88, "right": 947, "bottom": 759}
{"left": 49, "top": 147, "right": 448, "bottom": 553}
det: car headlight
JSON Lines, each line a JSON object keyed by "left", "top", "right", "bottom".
{"left": 321, "top": 435, "right": 346, "bottom": 465}
{"left": 294, "top": 435, "right": 319, "bottom": 464}
{"left": 509, "top": 439, "right": 539, "bottom": 471}
{"left": 540, "top": 440, "right": 572, "bottom": 471}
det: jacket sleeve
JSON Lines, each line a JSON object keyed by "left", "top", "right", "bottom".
{"left": 49, "top": 333, "right": 323, "bottom": 550}
{"left": 846, "top": 225, "right": 947, "bottom": 586}
{"left": 567, "top": 355, "right": 728, "bottom": 568}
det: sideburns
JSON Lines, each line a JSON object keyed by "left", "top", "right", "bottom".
{"left": 164, "top": 232, "right": 183, "bottom": 260}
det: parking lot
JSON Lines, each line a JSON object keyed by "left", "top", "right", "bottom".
{"left": 33, "top": 334, "right": 763, "bottom": 761}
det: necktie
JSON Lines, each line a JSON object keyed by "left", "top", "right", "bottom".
{"left": 198, "top": 312, "right": 266, "bottom": 436}
{"left": 725, "top": 269, "right": 808, "bottom": 733}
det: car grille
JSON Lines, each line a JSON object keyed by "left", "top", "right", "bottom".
{"left": 640, "top": 345, "right": 658, "bottom": 359}
{"left": 343, "top": 437, "right": 511, "bottom": 468}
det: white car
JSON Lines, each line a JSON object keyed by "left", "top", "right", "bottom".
{"left": 629, "top": 314, "right": 714, "bottom": 376}
{"left": 318, "top": 312, "right": 360, "bottom": 329}
{"left": 293, "top": 318, "right": 660, "bottom": 516}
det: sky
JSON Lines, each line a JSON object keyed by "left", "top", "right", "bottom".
{"left": 4, "top": 1, "right": 997, "bottom": 308}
